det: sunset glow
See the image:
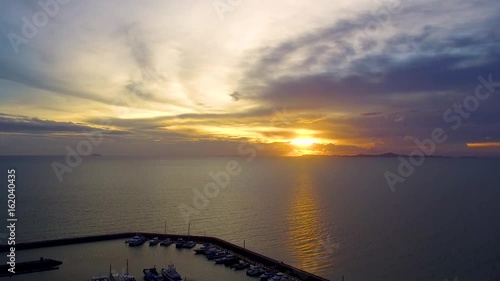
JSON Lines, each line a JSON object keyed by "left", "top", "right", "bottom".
{"left": 0, "top": 0, "right": 499, "bottom": 157}
{"left": 291, "top": 139, "right": 318, "bottom": 147}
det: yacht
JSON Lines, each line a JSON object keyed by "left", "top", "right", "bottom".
{"left": 269, "top": 272, "right": 285, "bottom": 281}
{"left": 222, "top": 254, "right": 238, "bottom": 266}
{"left": 161, "top": 264, "right": 183, "bottom": 281}
{"left": 175, "top": 238, "right": 185, "bottom": 248}
{"left": 143, "top": 267, "right": 164, "bottom": 281}
{"left": 128, "top": 235, "right": 146, "bottom": 247}
{"left": 193, "top": 243, "right": 211, "bottom": 254}
{"left": 231, "top": 261, "right": 250, "bottom": 270}
{"left": 182, "top": 240, "right": 196, "bottom": 249}
{"left": 149, "top": 237, "right": 161, "bottom": 246}
{"left": 160, "top": 238, "right": 173, "bottom": 247}
{"left": 259, "top": 271, "right": 274, "bottom": 281}
{"left": 246, "top": 266, "right": 265, "bottom": 277}
{"left": 206, "top": 250, "right": 227, "bottom": 260}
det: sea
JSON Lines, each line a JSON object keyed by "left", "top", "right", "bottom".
{"left": 0, "top": 155, "right": 499, "bottom": 281}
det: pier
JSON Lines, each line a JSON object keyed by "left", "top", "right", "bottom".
{"left": 0, "top": 232, "right": 330, "bottom": 281}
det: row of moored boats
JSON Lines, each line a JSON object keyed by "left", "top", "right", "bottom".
{"left": 193, "top": 243, "right": 295, "bottom": 281}
{"left": 127, "top": 235, "right": 195, "bottom": 249}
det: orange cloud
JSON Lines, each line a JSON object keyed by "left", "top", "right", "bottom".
{"left": 466, "top": 142, "right": 500, "bottom": 148}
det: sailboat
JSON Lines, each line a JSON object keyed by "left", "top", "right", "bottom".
{"left": 183, "top": 222, "right": 196, "bottom": 249}
{"left": 90, "top": 261, "right": 136, "bottom": 281}
{"left": 161, "top": 221, "right": 173, "bottom": 247}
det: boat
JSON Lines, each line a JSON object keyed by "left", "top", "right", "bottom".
{"left": 182, "top": 240, "right": 196, "bottom": 249}
{"left": 259, "top": 271, "right": 274, "bottom": 281}
{"left": 268, "top": 272, "right": 287, "bottom": 281}
{"left": 175, "top": 238, "right": 185, "bottom": 248}
{"left": 181, "top": 221, "right": 196, "bottom": 249}
{"left": 231, "top": 261, "right": 250, "bottom": 270}
{"left": 206, "top": 250, "right": 227, "bottom": 260}
{"left": 90, "top": 262, "right": 136, "bottom": 281}
{"left": 214, "top": 257, "right": 225, "bottom": 264}
{"left": 143, "top": 267, "right": 164, "bottom": 281}
{"left": 149, "top": 237, "right": 161, "bottom": 246}
{"left": 128, "top": 235, "right": 146, "bottom": 247}
{"left": 0, "top": 257, "right": 62, "bottom": 277}
{"left": 160, "top": 264, "right": 183, "bottom": 281}
{"left": 246, "top": 266, "right": 265, "bottom": 277}
{"left": 193, "top": 243, "right": 210, "bottom": 254}
{"left": 202, "top": 247, "right": 218, "bottom": 256}
{"left": 91, "top": 273, "right": 136, "bottom": 281}
{"left": 160, "top": 238, "right": 173, "bottom": 247}
{"left": 122, "top": 259, "right": 137, "bottom": 281}
{"left": 222, "top": 254, "right": 239, "bottom": 266}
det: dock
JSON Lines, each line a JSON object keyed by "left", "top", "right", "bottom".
{"left": 0, "top": 232, "right": 330, "bottom": 281}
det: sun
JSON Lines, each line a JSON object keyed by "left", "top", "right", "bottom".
{"left": 290, "top": 138, "right": 317, "bottom": 147}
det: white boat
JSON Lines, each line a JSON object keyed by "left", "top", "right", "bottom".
{"left": 128, "top": 235, "right": 146, "bottom": 247}
{"left": 161, "top": 264, "right": 183, "bottom": 281}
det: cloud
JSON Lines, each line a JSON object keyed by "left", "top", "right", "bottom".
{"left": 230, "top": 91, "right": 242, "bottom": 101}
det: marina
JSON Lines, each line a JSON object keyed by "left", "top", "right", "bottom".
{"left": 0, "top": 233, "right": 330, "bottom": 281}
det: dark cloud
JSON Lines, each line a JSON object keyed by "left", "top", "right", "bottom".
{"left": 230, "top": 91, "right": 242, "bottom": 101}
{"left": 0, "top": 113, "right": 129, "bottom": 135}
{"left": 239, "top": 0, "right": 500, "bottom": 115}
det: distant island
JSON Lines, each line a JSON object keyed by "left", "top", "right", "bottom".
{"left": 300, "top": 152, "right": 477, "bottom": 158}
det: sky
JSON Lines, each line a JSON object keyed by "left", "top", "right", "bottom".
{"left": 0, "top": 0, "right": 499, "bottom": 156}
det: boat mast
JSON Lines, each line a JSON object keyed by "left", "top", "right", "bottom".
{"left": 126, "top": 259, "right": 129, "bottom": 275}
{"left": 164, "top": 220, "right": 167, "bottom": 235}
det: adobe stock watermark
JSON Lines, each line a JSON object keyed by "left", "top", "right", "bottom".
{"left": 338, "top": 0, "right": 417, "bottom": 62}
{"left": 51, "top": 97, "right": 132, "bottom": 183}
{"left": 385, "top": 74, "right": 499, "bottom": 192}
{"left": 7, "top": 0, "right": 71, "bottom": 54}
{"left": 212, "top": 0, "right": 244, "bottom": 21}
{"left": 178, "top": 105, "right": 291, "bottom": 223}
{"left": 177, "top": 142, "right": 263, "bottom": 224}
{"left": 285, "top": 234, "right": 337, "bottom": 280}
{"left": 134, "top": 65, "right": 167, "bottom": 85}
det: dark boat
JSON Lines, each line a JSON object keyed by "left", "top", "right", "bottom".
{"left": 143, "top": 267, "right": 164, "bottom": 281}
{"left": 246, "top": 266, "right": 265, "bottom": 277}
{"left": 160, "top": 238, "right": 173, "bottom": 247}
{"left": 193, "top": 244, "right": 211, "bottom": 254}
{"left": 149, "top": 237, "right": 161, "bottom": 246}
{"left": 223, "top": 254, "right": 239, "bottom": 266}
{"left": 182, "top": 240, "right": 196, "bottom": 249}
{"left": 206, "top": 250, "right": 227, "bottom": 260}
{"left": 0, "top": 258, "right": 62, "bottom": 277}
{"left": 232, "top": 261, "right": 250, "bottom": 270}
{"left": 175, "top": 238, "right": 185, "bottom": 248}
{"left": 160, "top": 264, "right": 183, "bottom": 281}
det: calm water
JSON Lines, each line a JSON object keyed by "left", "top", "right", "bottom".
{"left": 1, "top": 156, "right": 500, "bottom": 281}
{"left": 2, "top": 240, "right": 258, "bottom": 281}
